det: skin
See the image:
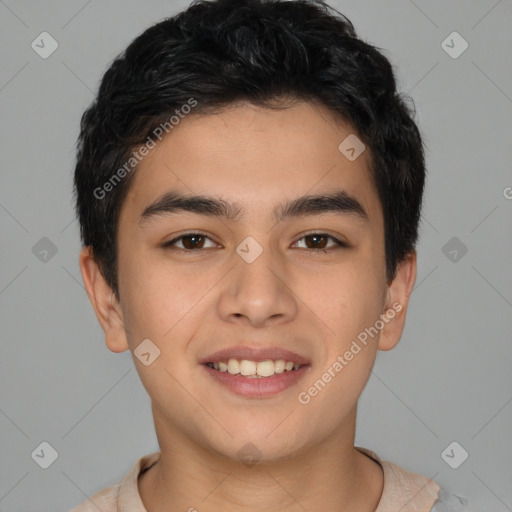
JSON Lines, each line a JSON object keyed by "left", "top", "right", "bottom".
{"left": 79, "top": 99, "right": 416, "bottom": 512}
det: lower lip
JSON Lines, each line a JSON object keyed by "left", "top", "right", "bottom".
{"left": 201, "top": 364, "right": 310, "bottom": 398}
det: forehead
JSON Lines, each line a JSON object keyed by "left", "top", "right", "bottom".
{"left": 119, "top": 101, "right": 382, "bottom": 228}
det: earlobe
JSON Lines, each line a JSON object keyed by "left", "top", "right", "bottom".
{"left": 377, "top": 251, "right": 417, "bottom": 352}
{"left": 78, "top": 246, "right": 130, "bottom": 353}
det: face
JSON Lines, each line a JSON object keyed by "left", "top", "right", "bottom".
{"left": 80, "top": 100, "right": 416, "bottom": 464}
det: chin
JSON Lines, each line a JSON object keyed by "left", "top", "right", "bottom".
{"left": 203, "top": 423, "right": 307, "bottom": 465}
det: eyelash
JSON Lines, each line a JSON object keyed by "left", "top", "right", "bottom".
{"left": 161, "top": 231, "right": 348, "bottom": 253}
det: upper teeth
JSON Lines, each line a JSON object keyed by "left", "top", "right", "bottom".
{"left": 207, "top": 359, "right": 301, "bottom": 377}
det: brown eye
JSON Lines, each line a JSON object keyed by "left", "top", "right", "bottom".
{"left": 162, "top": 233, "right": 217, "bottom": 251}
{"left": 294, "top": 233, "right": 346, "bottom": 250}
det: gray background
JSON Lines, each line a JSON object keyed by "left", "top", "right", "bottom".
{"left": 1, "top": 0, "right": 511, "bottom": 510}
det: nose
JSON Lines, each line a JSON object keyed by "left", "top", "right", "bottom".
{"left": 217, "top": 242, "right": 298, "bottom": 328}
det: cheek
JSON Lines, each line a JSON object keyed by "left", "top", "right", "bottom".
{"left": 117, "top": 253, "right": 185, "bottom": 350}
{"left": 300, "top": 260, "right": 385, "bottom": 341}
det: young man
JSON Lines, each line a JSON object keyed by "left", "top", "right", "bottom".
{"left": 72, "top": 0, "right": 469, "bottom": 510}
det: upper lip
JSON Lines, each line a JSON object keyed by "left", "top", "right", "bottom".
{"left": 199, "top": 345, "right": 311, "bottom": 365}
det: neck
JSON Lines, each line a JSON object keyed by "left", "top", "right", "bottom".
{"left": 139, "top": 408, "right": 383, "bottom": 512}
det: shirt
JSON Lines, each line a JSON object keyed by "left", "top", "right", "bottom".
{"left": 71, "top": 447, "right": 468, "bottom": 511}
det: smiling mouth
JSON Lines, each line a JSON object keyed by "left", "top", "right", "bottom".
{"left": 204, "top": 358, "right": 305, "bottom": 378}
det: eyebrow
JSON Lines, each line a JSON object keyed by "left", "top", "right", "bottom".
{"left": 138, "top": 190, "right": 369, "bottom": 226}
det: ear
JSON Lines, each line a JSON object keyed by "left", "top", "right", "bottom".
{"left": 378, "top": 250, "right": 417, "bottom": 352}
{"left": 79, "top": 246, "right": 129, "bottom": 353}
